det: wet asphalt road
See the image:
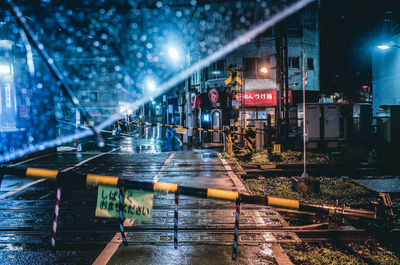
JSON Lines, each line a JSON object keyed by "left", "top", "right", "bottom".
{"left": 0, "top": 128, "right": 294, "bottom": 264}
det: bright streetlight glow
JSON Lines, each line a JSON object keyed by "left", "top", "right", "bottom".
{"left": 377, "top": 44, "right": 390, "bottom": 50}
{"left": 259, "top": 66, "right": 268, "bottom": 74}
{"left": 168, "top": 47, "right": 180, "bottom": 61}
{"left": 0, "top": 65, "right": 11, "bottom": 74}
{"left": 146, "top": 80, "right": 156, "bottom": 92}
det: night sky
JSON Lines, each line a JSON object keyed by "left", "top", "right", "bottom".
{"left": 320, "top": 0, "right": 400, "bottom": 100}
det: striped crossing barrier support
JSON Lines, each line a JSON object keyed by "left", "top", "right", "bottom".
{"left": 232, "top": 122, "right": 241, "bottom": 144}
{"left": 117, "top": 121, "right": 224, "bottom": 135}
{"left": 174, "top": 192, "right": 179, "bottom": 249}
{"left": 118, "top": 180, "right": 128, "bottom": 246}
{"left": 232, "top": 197, "right": 241, "bottom": 260}
{"left": 51, "top": 187, "right": 62, "bottom": 248}
{"left": 0, "top": 167, "right": 380, "bottom": 220}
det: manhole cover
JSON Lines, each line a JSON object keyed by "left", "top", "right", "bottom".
{"left": 202, "top": 153, "right": 218, "bottom": 158}
{"left": 159, "top": 235, "right": 172, "bottom": 241}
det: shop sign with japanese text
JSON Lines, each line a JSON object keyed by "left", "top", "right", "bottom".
{"left": 237, "top": 90, "right": 292, "bottom": 107}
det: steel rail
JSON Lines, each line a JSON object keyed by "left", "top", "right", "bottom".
{"left": 242, "top": 167, "right": 400, "bottom": 177}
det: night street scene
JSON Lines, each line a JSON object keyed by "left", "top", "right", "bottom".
{"left": 1, "top": 0, "right": 400, "bottom": 264}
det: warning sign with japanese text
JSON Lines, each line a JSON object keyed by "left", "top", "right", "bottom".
{"left": 176, "top": 127, "right": 187, "bottom": 134}
{"left": 95, "top": 186, "right": 153, "bottom": 221}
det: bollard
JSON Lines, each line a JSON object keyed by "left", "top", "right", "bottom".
{"left": 51, "top": 187, "right": 62, "bottom": 248}
{"left": 232, "top": 198, "right": 241, "bottom": 260}
{"left": 174, "top": 192, "right": 179, "bottom": 249}
{"left": 118, "top": 180, "right": 128, "bottom": 245}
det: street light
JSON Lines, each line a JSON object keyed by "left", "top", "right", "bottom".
{"left": 168, "top": 47, "right": 180, "bottom": 61}
{"left": 146, "top": 79, "right": 156, "bottom": 92}
{"left": 377, "top": 44, "right": 390, "bottom": 50}
{"left": 377, "top": 44, "right": 400, "bottom": 50}
{"left": 0, "top": 64, "right": 11, "bottom": 74}
{"left": 259, "top": 66, "right": 269, "bottom": 74}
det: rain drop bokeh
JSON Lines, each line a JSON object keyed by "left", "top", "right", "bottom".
{"left": 0, "top": 0, "right": 313, "bottom": 162}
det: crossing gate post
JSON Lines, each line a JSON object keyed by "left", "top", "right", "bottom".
{"left": 118, "top": 179, "right": 128, "bottom": 245}
{"left": 224, "top": 126, "right": 234, "bottom": 158}
{"left": 174, "top": 192, "right": 179, "bottom": 249}
{"left": 232, "top": 197, "right": 241, "bottom": 260}
{"left": 51, "top": 186, "right": 62, "bottom": 248}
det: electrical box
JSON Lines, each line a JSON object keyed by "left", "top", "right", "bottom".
{"left": 377, "top": 105, "right": 400, "bottom": 146}
{"left": 353, "top": 103, "right": 372, "bottom": 138}
{"left": 323, "top": 104, "right": 340, "bottom": 140}
{"left": 297, "top": 103, "right": 321, "bottom": 141}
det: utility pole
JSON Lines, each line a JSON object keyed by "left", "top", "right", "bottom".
{"left": 283, "top": 22, "right": 290, "bottom": 150}
{"left": 274, "top": 23, "right": 283, "bottom": 145}
{"left": 301, "top": 48, "right": 307, "bottom": 179}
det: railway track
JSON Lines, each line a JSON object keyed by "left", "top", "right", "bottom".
{"left": 241, "top": 165, "right": 400, "bottom": 178}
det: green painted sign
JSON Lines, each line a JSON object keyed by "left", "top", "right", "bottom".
{"left": 95, "top": 186, "right": 153, "bottom": 221}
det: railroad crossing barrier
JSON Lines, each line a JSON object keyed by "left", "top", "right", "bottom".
{"left": 1, "top": 166, "right": 390, "bottom": 259}
{"left": 57, "top": 118, "right": 258, "bottom": 156}
{"left": 117, "top": 120, "right": 256, "bottom": 157}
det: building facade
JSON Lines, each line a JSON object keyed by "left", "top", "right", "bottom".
{"left": 372, "top": 33, "right": 400, "bottom": 116}
{"left": 177, "top": 2, "right": 320, "bottom": 143}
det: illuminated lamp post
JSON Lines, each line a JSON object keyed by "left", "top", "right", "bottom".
{"left": 377, "top": 44, "right": 400, "bottom": 50}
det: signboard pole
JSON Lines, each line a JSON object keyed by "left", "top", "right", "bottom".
{"left": 118, "top": 180, "right": 128, "bottom": 245}
{"left": 302, "top": 48, "right": 307, "bottom": 179}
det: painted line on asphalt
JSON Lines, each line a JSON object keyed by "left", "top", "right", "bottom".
{"left": 153, "top": 152, "right": 175, "bottom": 183}
{"left": 92, "top": 152, "right": 175, "bottom": 265}
{"left": 218, "top": 153, "right": 295, "bottom": 264}
{"left": 217, "top": 153, "right": 249, "bottom": 194}
{"left": 218, "top": 153, "right": 279, "bottom": 259}
{"left": 7, "top": 153, "right": 56, "bottom": 167}
{"left": 0, "top": 179, "right": 46, "bottom": 199}
{"left": 0, "top": 148, "right": 121, "bottom": 200}
{"left": 60, "top": 148, "right": 120, "bottom": 172}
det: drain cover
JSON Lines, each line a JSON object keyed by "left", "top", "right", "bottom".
{"left": 202, "top": 153, "right": 218, "bottom": 158}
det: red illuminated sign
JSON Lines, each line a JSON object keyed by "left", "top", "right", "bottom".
{"left": 236, "top": 90, "right": 292, "bottom": 107}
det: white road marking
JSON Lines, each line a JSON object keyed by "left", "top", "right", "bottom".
{"left": 0, "top": 148, "right": 121, "bottom": 200}
{"left": 217, "top": 153, "right": 249, "bottom": 194}
{"left": 0, "top": 179, "right": 46, "bottom": 199}
{"left": 218, "top": 152, "right": 277, "bottom": 254}
{"left": 92, "top": 152, "right": 175, "bottom": 265}
{"left": 60, "top": 148, "right": 120, "bottom": 172}
{"left": 7, "top": 153, "right": 56, "bottom": 167}
{"left": 152, "top": 152, "right": 175, "bottom": 182}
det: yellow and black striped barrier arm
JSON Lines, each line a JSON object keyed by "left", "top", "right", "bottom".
{"left": 0, "top": 166, "right": 379, "bottom": 220}
{"left": 117, "top": 120, "right": 249, "bottom": 135}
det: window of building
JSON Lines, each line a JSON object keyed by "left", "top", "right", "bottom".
{"left": 288, "top": 57, "right": 300, "bottom": 69}
{"left": 243, "top": 57, "right": 270, "bottom": 78}
{"left": 244, "top": 58, "right": 256, "bottom": 78}
{"left": 79, "top": 91, "right": 98, "bottom": 102}
{"left": 206, "top": 59, "right": 226, "bottom": 80}
{"left": 307, "top": 58, "right": 314, "bottom": 70}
